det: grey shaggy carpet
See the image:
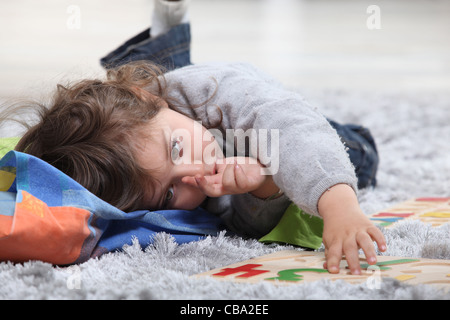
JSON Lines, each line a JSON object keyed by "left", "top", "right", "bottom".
{"left": 0, "top": 88, "right": 449, "bottom": 300}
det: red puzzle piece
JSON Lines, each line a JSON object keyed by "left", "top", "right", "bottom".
{"left": 373, "top": 212, "right": 415, "bottom": 217}
{"left": 212, "top": 264, "right": 270, "bottom": 278}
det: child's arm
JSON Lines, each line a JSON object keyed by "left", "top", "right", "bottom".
{"left": 165, "top": 63, "right": 359, "bottom": 220}
{"left": 184, "top": 158, "right": 387, "bottom": 274}
{"left": 318, "top": 184, "right": 387, "bottom": 274}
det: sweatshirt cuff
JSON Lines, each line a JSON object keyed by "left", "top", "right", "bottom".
{"left": 308, "top": 174, "right": 358, "bottom": 217}
{"left": 240, "top": 191, "right": 291, "bottom": 212}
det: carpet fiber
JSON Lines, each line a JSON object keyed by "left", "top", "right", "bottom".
{"left": 0, "top": 88, "right": 449, "bottom": 300}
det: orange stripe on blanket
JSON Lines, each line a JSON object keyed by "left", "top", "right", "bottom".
{"left": 0, "top": 190, "right": 91, "bottom": 265}
{"left": 0, "top": 215, "right": 13, "bottom": 237}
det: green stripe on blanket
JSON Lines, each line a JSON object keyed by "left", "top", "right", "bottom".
{"left": 0, "top": 137, "right": 20, "bottom": 158}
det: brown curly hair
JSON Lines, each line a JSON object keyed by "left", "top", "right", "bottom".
{"left": 12, "top": 61, "right": 176, "bottom": 212}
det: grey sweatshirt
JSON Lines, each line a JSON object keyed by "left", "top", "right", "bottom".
{"left": 164, "top": 62, "right": 357, "bottom": 238}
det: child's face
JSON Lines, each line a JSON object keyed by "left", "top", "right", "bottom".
{"left": 136, "top": 106, "right": 223, "bottom": 211}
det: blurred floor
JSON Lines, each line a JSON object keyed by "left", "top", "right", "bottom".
{"left": 0, "top": 0, "right": 449, "bottom": 99}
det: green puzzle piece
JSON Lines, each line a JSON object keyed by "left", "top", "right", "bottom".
{"left": 265, "top": 268, "right": 329, "bottom": 282}
{"left": 359, "top": 258, "right": 420, "bottom": 270}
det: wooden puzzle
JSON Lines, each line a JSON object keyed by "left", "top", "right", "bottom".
{"left": 368, "top": 197, "right": 450, "bottom": 228}
{"left": 194, "top": 250, "right": 450, "bottom": 289}
{"left": 194, "top": 197, "right": 450, "bottom": 289}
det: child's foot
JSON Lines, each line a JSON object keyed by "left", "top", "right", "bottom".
{"left": 150, "top": 0, "right": 190, "bottom": 38}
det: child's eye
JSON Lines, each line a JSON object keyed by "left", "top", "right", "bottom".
{"left": 165, "top": 186, "right": 174, "bottom": 202}
{"left": 171, "top": 139, "right": 183, "bottom": 161}
{"left": 163, "top": 186, "right": 174, "bottom": 209}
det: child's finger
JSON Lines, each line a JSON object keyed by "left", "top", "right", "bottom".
{"left": 324, "top": 243, "right": 342, "bottom": 274}
{"left": 343, "top": 239, "right": 362, "bottom": 275}
{"left": 221, "top": 162, "right": 237, "bottom": 191}
{"left": 194, "top": 175, "right": 223, "bottom": 197}
{"left": 357, "top": 232, "right": 378, "bottom": 265}
{"left": 368, "top": 226, "right": 387, "bottom": 252}
{"left": 181, "top": 175, "right": 215, "bottom": 189}
{"left": 234, "top": 164, "right": 249, "bottom": 190}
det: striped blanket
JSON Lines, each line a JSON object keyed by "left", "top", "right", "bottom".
{"left": 0, "top": 151, "right": 222, "bottom": 265}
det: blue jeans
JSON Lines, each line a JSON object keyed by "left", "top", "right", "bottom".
{"left": 100, "top": 24, "right": 191, "bottom": 71}
{"left": 328, "top": 120, "right": 378, "bottom": 188}
{"left": 100, "top": 23, "right": 379, "bottom": 189}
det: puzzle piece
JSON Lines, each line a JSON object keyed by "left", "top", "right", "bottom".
{"left": 212, "top": 264, "right": 269, "bottom": 278}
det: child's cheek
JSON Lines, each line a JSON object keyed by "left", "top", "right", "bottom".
{"left": 173, "top": 184, "right": 208, "bottom": 210}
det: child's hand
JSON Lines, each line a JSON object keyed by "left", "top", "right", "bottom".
{"left": 318, "top": 184, "right": 387, "bottom": 275}
{"left": 181, "top": 157, "right": 269, "bottom": 197}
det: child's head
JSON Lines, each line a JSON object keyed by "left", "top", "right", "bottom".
{"left": 135, "top": 106, "right": 221, "bottom": 211}
{"left": 12, "top": 62, "right": 221, "bottom": 212}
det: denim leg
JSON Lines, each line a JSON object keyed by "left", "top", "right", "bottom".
{"left": 327, "top": 119, "right": 379, "bottom": 189}
{"left": 100, "top": 23, "right": 191, "bottom": 71}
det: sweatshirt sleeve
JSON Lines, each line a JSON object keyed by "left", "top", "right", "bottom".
{"left": 164, "top": 62, "right": 358, "bottom": 218}
{"left": 202, "top": 192, "right": 291, "bottom": 239}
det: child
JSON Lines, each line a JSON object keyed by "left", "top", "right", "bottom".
{"left": 12, "top": 0, "right": 386, "bottom": 274}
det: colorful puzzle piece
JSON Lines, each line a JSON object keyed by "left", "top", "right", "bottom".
{"left": 368, "top": 197, "right": 450, "bottom": 228}
{"left": 194, "top": 250, "right": 450, "bottom": 289}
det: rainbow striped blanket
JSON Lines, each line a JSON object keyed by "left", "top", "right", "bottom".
{"left": 0, "top": 151, "right": 222, "bottom": 265}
